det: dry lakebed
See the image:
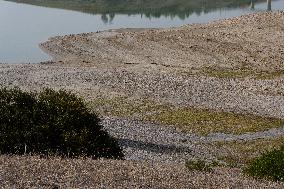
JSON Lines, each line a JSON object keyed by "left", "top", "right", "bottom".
{"left": 1, "top": 11, "right": 284, "bottom": 188}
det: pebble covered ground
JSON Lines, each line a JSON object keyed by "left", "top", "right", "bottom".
{"left": 1, "top": 155, "right": 284, "bottom": 188}
{"left": 1, "top": 64, "right": 284, "bottom": 119}
{"left": 41, "top": 12, "right": 284, "bottom": 72}
{"left": 102, "top": 117, "right": 284, "bottom": 163}
{"left": 1, "top": 12, "right": 284, "bottom": 188}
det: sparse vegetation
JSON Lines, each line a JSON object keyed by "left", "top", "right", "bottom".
{"left": 244, "top": 146, "right": 284, "bottom": 182}
{"left": 91, "top": 96, "right": 284, "bottom": 135}
{"left": 150, "top": 108, "right": 284, "bottom": 135}
{"left": 0, "top": 87, "right": 123, "bottom": 159}
{"left": 1, "top": 6, "right": 284, "bottom": 187}
{"left": 185, "top": 159, "right": 218, "bottom": 172}
{"left": 201, "top": 66, "right": 284, "bottom": 79}
{"left": 213, "top": 136, "right": 284, "bottom": 166}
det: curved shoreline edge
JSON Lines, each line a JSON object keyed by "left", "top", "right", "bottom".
{"left": 1, "top": 11, "right": 284, "bottom": 188}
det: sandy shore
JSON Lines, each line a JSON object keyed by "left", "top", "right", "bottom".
{"left": 1, "top": 11, "right": 284, "bottom": 188}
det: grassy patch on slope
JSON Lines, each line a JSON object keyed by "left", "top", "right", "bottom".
{"left": 201, "top": 67, "right": 284, "bottom": 79}
{"left": 91, "top": 96, "right": 284, "bottom": 135}
{"left": 149, "top": 107, "right": 284, "bottom": 135}
{"left": 213, "top": 136, "right": 284, "bottom": 167}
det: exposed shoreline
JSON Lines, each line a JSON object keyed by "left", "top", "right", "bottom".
{"left": 35, "top": 11, "right": 284, "bottom": 119}
{"left": 1, "top": 11, "right": 284, "bottom": 188}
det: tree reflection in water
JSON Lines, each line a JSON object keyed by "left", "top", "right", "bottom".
{"left": 7, "top": 0, "right": 274, "bottom": 23}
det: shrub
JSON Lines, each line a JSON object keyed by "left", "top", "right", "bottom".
{"left": 244, "top": 146, "right": 284, "bottom": 181}
{"left": 0, "top": 87, "right": 124, "bottom": 159}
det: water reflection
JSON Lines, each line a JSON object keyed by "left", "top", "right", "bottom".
{"left": 1, "top": 0, "right": 282, "bottom": 63}
{"left": 251, "top": 0, "right": 255, "bottom": 10}
{"left": 267, "top": 0, "right": 272, "bottom": 11}
{"left": 7, "top": 0, "right": 275, "bottom": 23}
{"left": 101, "top": 13, "right": 115, "bottom": 24}
{"left": 251, "top": 0, "right": 273, "bottom": 11}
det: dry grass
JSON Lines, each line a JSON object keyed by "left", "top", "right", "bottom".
{"left": 200, "top": 66, "right": 284, "bottom": 79}
{"left": 91, "top": 96, "right": 284, "bottom": 135}
{"left": 213, "top": 136, "right": 284, "bottom": 167}
{"left": 1, "top": 155, "right": 284, "bottom": 188}
{"left": 149, "top": 108, "right": 284, "bottom": 135}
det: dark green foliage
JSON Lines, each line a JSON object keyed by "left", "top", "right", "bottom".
{"left": 0, "top": 87, "right": 124, "bottom": 159}
{"left": 245, "top": 146, "right": 284, "bottom": 181}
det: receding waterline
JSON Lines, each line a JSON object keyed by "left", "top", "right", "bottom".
{"left": 0, "top": 0, "right": 283, "bottom": 63}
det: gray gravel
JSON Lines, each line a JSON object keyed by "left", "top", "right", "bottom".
{"left": 103, "top": 117, "right": 211, "bottom": 163}
{"left": 1, "top": 12, "right": 284, "bottom": 187}
{"left": 2, "top": 63, "right": 284, "bottom": 163}
{"left": 2, "top": 155, "right": 284, "bottom": 189}
{"left": 102, "top": 117, "right": 284, "bottom": 163}
{"left": 1, "top": 64, "right": 284, "bottom": 119}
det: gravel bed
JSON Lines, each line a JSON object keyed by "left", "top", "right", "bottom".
{"left": 103, "top": 117, "right": 211, "bottom": 163}
{"left": 2, "top": 64, "right": 284, "bottom": 164}
{"left": 102, "top": 117, "right": 284, "bottom": 163}
{"left": 1, "top": 12, "right": 284, "bottom": 187}
{"left": 37, "top": 12, "right": 284, "bottom": 119}
{"left": 1, "top": 64, "right": 284, "bottom": 119}
{"left": 1, "top": 155, "right": 284, "bottom": 189}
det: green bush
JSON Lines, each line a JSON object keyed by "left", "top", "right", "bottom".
{"left": 0, "top": 87, "right": 124, "bottom": 159}
{"left": 245, "top": 146, "right": 284, "bottom": 181}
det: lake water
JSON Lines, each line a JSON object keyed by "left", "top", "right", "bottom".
{"left": 0, "top": 0, "right": 284, "bottom": 63}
